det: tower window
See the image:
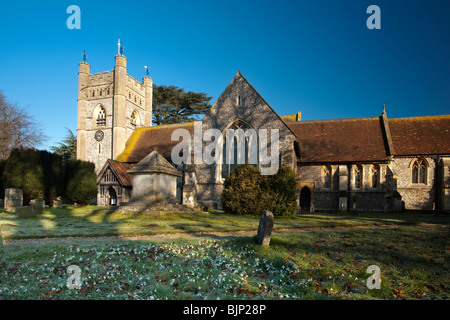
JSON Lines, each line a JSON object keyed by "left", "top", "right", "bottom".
{"left": 130, "top": 110, "right": 140, "bottom": 127}
{"left": 95, "top": 105, "right": 106, "bottom": 126}
{"left": 99, "top": 89, "right": 102, "bottom": 96}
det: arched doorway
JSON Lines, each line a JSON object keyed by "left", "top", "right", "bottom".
{"left": 300, "top": 186, "right": 311, "bottom": 213}
{"left": 108, "top": 187, "right": 117, "bottom": 206}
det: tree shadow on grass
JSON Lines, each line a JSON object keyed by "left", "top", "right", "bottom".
{"left": 0, "top": 205, "right": 122, "bottom": 241}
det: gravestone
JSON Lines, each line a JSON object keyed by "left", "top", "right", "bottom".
{"left": 52, "top": 197, "right": 63, "bottom": 208}
{"left": 256, "top": 210, "right": 274, "bottom": 246}
{"left": 30, "top": 199, "right": 45, "bottom": 214}
{"left": 18, "top": 206, "right": 36, "bottom": 218}
{"left": 4, "top": 188, "right": 23, "bottom": 212}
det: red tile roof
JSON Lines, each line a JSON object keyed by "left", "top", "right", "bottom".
{"left": 287, "top": 117, "right": 389, "bottom": 163}
{"left": 107, "top": 159, "right": 133, "bottom": 187}
{"left": 388, "top": 115, "right": 450, "bottom": 156}
{"left": 115, "top": 115, "right": 450, "bottom": 165}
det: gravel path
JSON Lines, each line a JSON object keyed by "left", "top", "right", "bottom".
{"left": 2, "top": 224, "right": 401, "bottom": 245}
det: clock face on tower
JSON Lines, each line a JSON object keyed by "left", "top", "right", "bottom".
{"left": 94, "top": 130, "right": 104, "bottom": 142}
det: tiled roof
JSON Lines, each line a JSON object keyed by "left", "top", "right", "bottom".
{"left": 116, "top": 115, "right": 450, "bottom": 165}
{"left": 115, "top": 122, "right": 194, "bottom": 163}
{"left": 107, "top": 159, "right": 133, "bottom": 187}
{"left": 287, "top": 117, "right": 389, "bottom": 163}
{"left": 127, "top": 150, "right": 181, "bottom": 176}
{"left": 388, "top": 115, "right": 450, "bottom": 156}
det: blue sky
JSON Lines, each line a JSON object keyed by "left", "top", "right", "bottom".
{"left": 0, "top": 0, "right": 449, "bottom": 150}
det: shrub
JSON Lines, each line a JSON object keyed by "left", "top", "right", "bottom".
{"left": 220, "top": 164, "right": 298, "bottom": 216}
{"left": 220, "top": 164, "right": 271, "bottom": 215}
{"left": 2, "top": 148, "right": 63, "bottom": 203}
{"left": 64, "top": 160, "right": 97, "bottom": 205}
{"left": 266, "top": 165, "right": 298, "bottom": 216}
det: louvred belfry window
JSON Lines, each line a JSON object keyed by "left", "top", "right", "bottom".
{"left": 96, "top": 107, "right": 106, "bottom": 126}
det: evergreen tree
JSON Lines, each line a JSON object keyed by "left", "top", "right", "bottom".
{"left": 152, "top": 85, "right": 212, "bottom": 125}
{"left": 50, "top": 128, "right": 77, "bottom": 161}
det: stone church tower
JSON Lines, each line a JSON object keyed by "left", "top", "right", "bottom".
{"left": 76, "top": 54, "right": 153, "bottom": 173}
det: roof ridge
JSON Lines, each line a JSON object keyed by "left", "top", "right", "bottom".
{"left": 288, "top": 116, "right": 380, "bottom": 124}
{"left": 147, "top": 121, "right": 195, "bottom": 129}
{"left": 388, "top": 114, "right": 450, "bottom": 121}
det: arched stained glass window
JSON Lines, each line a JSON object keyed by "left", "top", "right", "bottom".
{"left": 354, "top": 165, "right": 362, "bottom": 189}
{"left": 221, "top": 120, "right": 258, "bottom": 179}
{"left": 323, "top": 165, "right": 332, "bottom": 189}
{"left": 371, "top": 164, "right": 380, "bottom": 188}
{"left": 412, "top": 158, "right": 427, "bottom": 184}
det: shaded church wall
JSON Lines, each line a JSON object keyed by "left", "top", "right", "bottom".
{"left": 195, "top": 73, "right": 296, "bottom": 208}
{"left": 348, "top": 191, "right": 385, "bottom": 211}
{"left": 394, "top": 157, "right": 436, "bottom": 210}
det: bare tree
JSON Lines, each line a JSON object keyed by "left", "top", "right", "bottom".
{"left": 0, "top": 90, "right": 48, "bottom": 160}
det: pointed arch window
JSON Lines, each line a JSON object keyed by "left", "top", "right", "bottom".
{"left": 412, "top": 158, "right": 427, "bottom": 184}
{"left": 323, "top": 165, "right": 332, "bottom": 189}
{"left": 130, "top": 110, "right": 140, "bottom": 127}
{"left": 354, "top": 165, "right": 362, "bottom": 189}
{"left": 95, "top": 105, "right": 106, "bottom": 126}
{"left": 371, "top": 164, "right": 380, "bottom": 189}
{"left": 221, "top": 120, "right": 258, "bottom": 179}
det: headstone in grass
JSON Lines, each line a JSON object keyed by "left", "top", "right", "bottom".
{"left": 18, "top": 206, "right": 36, "bottom": 218}
{"left": 52, "top": 198, "right": 63, "bottom": 208}
{"left": 30, "top": 199, "right": 45, "bottom": 214}
{"left": 4, "top": 188, "right": 23, "bottom": 212}
{"left": 256, "top": 210, "right": 274, "bottom": 246}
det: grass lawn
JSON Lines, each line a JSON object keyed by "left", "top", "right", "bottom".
{"left": 0, "top": 206, "right": 449, "bottom": 300}
{"left": 0, "top": 205, "right": 449, "bottom": 240}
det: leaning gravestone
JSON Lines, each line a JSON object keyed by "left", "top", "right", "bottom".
{"left": 4, "top": 188, "right": 23, "bottom": 212}
{"left": 256, "top": 210, "right": 274, "bottom": 246}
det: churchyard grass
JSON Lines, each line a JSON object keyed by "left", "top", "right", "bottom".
{"left": 0, "top": 223, "right": 448, "bottom": 300}
{"left": 0, "top": 205, "right": 449, "bottom": 240}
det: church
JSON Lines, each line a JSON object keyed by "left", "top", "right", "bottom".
{"left": 76, "top": 53, "right": 450, "bottom": 212}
